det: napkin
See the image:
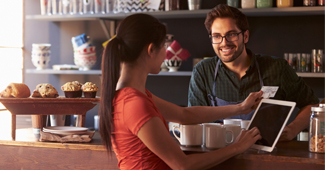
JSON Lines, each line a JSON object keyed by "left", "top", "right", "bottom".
{"left": 166, "top": 40, "right": 191, "bottom": 61}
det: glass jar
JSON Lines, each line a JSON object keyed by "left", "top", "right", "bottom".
{"left": 309, "top": 103, "right": 325, "bottom": 153}
{"left": 277, "top": 0, "right": 293, "bottom": 7}
{"left": 257, "top": 0, "right": 273, "bottom": 8}
{"left": 227, "top": 0, "right": 240, "bottom": 8}
{"left": 241, "top": 0, "right": 255, "bottom": 8}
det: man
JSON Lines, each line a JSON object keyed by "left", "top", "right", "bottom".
{"left": 188, "top": 4, "right": 319, "bottom": 141}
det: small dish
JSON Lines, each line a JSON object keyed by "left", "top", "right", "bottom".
{"left": 43, "top": 126, "right": 88, "bottom": 132}
{"left": 47, "top": 131, "right": 89, "bottom": 136}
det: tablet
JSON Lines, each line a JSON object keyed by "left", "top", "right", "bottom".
{"left": 247, "top": 99, "right": 296, "bottom": 152}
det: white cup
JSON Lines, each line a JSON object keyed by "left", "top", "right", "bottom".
{"left": 205, "top": 124, "right": 234, "bottom": 149}
{"left": 223, "top": 119, "right": 242, "bottom": 126}
{"left": 223, "top": 124, "right": 242, "bottom": 145}
{"left": 50, "top": 115, "right": 66, "bottom": 126}
{"left": 241, "top": 120, "right": 250, "bottom": 130}
{"left": 94, "top": 115, "right": 100, "bottom": 131}
{"left": 202, "top": 123, "right": 221, "bottom": 146}
{"left": 173, "top": 124, "right": 203, "bottom": 146}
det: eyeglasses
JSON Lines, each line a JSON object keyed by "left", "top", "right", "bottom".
{"left": 209, "top": 32, "right": 242, "bottom": 44}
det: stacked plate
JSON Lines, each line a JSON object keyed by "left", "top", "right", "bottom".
{"left": 43, "top": 126, "right": 88, "bottom": 135}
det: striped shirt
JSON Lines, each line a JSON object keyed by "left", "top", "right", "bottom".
{"left": 188, "top": 49, "right": 319, "bottom": 109}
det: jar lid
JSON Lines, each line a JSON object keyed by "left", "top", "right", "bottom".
{"left": 311, "top": 103, "right": 325, "bottom": 112}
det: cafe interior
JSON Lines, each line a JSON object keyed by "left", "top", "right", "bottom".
{"left": 0, "top": 0, "right": 324, "bottom": 169}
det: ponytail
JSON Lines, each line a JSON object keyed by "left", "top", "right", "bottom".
{"left": 99, "top": 37, "right": 121, "bottom": 153}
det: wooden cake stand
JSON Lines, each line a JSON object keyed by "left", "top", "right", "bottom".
{"left": 0, "top": 97, "right": 100, "bottom": 140}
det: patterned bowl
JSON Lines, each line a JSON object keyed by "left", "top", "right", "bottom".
{"left": 164, "top": 59, "right": 182, "bottom": 72}
{"left": 74, "top": 54, "right": 97, "bottom": 71}
{"left": 74, "top": 46, "right": 97, "bottom": 70}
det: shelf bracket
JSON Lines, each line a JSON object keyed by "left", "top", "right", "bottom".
{"left": 99, "top": 19, "right": 115, "bottom": 40}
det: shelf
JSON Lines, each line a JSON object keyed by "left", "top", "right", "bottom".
{"left": 25, "top": 69, "right": 192, "bottom": 76}
{"left": 25, "top": 69, "right": 102, "bottom": 75}
{"left": 296, "top": 72, "right": 325, "bottom": 78}
{"left": 25, "top": 7, "right": 325, "bottom": 21}
{"left": 26, "top": 69, "right": 325, "bottom": 78}
{"left": 150, "top": 71, "right": 192, "bottom": 76}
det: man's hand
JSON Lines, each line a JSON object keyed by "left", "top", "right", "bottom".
{"left": 279, "top": 126, "right": 297, "bottom": 141}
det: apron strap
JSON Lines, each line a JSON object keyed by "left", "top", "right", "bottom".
{"left": 212, "top": 59, "right": 221, "bottom": 97}
{"left": 255, "top": 59, "right": 264, "bottom": 87}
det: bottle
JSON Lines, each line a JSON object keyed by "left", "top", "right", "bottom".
{"left": 241, "top": 0, "right": 255, "bottom": 8}
{"left": 309, "top": 104, "right": 325, "bottom": 153}
{"left": 277, "top": 0, "right": 293, "bottom": 7}
{"left": 304, "top": 0, "right": 316, "bottom": 6}
{"left": 300, "top": 53, "right": 307, "bottom": 72}
{"left": 316, "top": 49, "right": 323, "bottom": 72}
{"left": 257, "top": 0, "right": 273, "bottom": 8}
{"left": 306, "top": 54, "right": 311, "bottom": 72}
{"left": 311, "top": 49, "right": 317, "bottom": 72}
{"left": 319, "top": 0, "right": 324, "bottom": 5}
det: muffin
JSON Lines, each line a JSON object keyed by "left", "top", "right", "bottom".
{"left": 32, "top": 83, "right": 59, "bottom": 98}
{"left": 81, "top": 82, "right": 99, "bottom": 98}
{"left": 61, "top": 81, "right": 83, "bottom": 98}
{"left": 0, "top": 83, "right": 31, "bottom": 98}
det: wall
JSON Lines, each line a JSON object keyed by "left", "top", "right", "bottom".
{"left": 24, "top": 0, "right": 324, "bottom": 128}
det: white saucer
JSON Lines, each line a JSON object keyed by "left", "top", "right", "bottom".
{"left": 43, "top": 126, "right": 88, "bottom": 133}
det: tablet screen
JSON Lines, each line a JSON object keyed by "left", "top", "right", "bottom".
{"left": 248, "top": 103, "right": 292, "bottom": 147}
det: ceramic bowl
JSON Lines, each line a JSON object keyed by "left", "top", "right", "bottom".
{"left": 74, "top": 54, "right": 97, "bottom": 70}
{"left": 74, "top": 46, "right": 97, "bottom": 70}
{"left": 32, "top": 43, "right": 51, "bottom": 51}
{"left": 160, "top": 61, "right": 168, "bottom": 72}
{"left": 164, "top": 59, "right": 182, "bottom": 72}
{"left": 31, "top": 55, "right": 50, "bottom": 70}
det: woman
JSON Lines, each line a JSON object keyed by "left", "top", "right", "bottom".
{"left": 99, "top": 13, "right": 262, "bottom": 170}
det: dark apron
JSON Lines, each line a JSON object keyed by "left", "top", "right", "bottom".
{"left": 208, "top": 59, "right": 264, "bottom": 122}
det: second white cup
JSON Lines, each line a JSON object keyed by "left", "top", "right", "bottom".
{"left": 205, "top": 124, "right": 234, "bottom": 149}
{"left": 241, "top": 120, "right": 251, "bottom": 130}
{"left": 223, "top": 124, "right": 242, "bottom": 145}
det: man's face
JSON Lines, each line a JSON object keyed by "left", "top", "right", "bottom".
{"left": 210, "top": 18, "right": 249, "bottom": 63}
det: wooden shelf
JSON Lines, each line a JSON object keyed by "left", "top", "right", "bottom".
{"left": 296, "top": 72, "right": 325, "bottom": 78}
{"left": 25, "top": 69, "right": 102, "bottom": 75}
{"left": 26, "top": 69, "right": 192, "bottom": 76}
{"left": 25, "top": 7, "right": 325, "bottom": 21}
{"left": 26, "top": 69, "right": 325, "bottom": 78}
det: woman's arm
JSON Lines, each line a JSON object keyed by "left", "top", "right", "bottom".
{"left": 153, "top": 91, "right": 263, "bottom": 124}
{"left": 137, "top": 117, "right": 261, "bottom": 170}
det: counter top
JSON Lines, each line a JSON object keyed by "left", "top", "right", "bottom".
{"left": 1, "top": 128, "right": 324, "bottom": 169}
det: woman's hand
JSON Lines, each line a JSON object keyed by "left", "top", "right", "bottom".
{"left": 232, "top": 127, "right": 262, "bottom": 153}
{"left": 238, "top": 91, "right": 263, "bottom": 115}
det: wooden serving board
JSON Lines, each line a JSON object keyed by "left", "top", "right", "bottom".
{"left": 0, "top": 97, "right": 100, "bottom": 115}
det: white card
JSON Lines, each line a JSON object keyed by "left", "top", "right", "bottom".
{"left": 261, "top": 86, "right": 279, "bottom": 99}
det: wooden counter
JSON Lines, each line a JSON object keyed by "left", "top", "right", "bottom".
{"left": 0, "top": 128, "right": 324, "bottom": 170}
{"left": 182, "top": 142, "right": 324, "bottom": 170}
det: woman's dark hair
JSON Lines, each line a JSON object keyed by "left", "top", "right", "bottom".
{"left": 205, "top": 4, "right": 249, "bottom": 34}
{"left": 99, "top": 13, "right": 167, "bottom": 153}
